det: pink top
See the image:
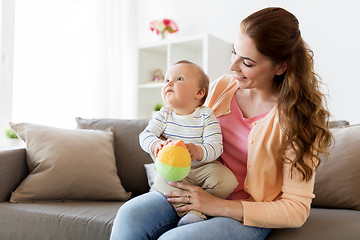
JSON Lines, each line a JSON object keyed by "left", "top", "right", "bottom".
{"left": 218, "top": 95, "right": 268, "bottom": 200}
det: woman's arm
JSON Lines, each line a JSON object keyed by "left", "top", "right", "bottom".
{"left": 241, "top": 159, "right": 315, "bottom": 228}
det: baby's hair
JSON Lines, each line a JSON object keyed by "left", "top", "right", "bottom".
{"left": 173, "top": 60, "right": 209, "bottom": 106}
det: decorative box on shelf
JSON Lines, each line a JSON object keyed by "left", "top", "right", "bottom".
{"left": 137, "top": 33, "right": 232, "bottom": 119}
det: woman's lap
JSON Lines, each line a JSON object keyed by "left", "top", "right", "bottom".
{"left": 110, "top": 191, "right": 271, "bottom": 240}
{"left": 159, "top": 217, "right": 271, "bottom": 240}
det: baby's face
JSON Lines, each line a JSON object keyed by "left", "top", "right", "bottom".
{"left": 162, "top": 63, "right": 203, "bottom": 115}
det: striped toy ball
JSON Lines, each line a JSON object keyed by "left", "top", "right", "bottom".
{"left": 156, "top": 140, "right": 191, "bottom": 181}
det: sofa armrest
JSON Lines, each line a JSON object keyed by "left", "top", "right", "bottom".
{"left": 329, "top": 120, "right": 349, "bottom": 128}
{"left": 0, "top": 148, "right": 28, "bottom": 202}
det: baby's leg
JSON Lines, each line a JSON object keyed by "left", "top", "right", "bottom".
{"left": 190, "top": 161, "right": 238, "bottom": 199}
{"left": 154, "top": 174, "right": 206, "bottom": 226}
{"left": 154, "top": 174, "right": 191, "bottom": 218}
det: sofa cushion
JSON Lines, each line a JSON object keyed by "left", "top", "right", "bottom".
{"left": 0, "top": 201, "right": 123, "bottom": 240}
{"left": 312, "top": 124, "right": 360, "bottom": 210}
{"left": 268, "top": 208, "right": 360, "bottom": 240}
{"left": 76, "top": 118, "right": 153, "bottom": 196}
{"left": 9, "top": 122, "right": 131, "bottom": 202}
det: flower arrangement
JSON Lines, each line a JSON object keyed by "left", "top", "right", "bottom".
{"left": 150, "top": 19, "right": 178, "bottom": 39}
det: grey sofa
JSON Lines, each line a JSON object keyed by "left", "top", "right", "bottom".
{"left": 0, "top": 118, "right": 359, "bottom": 240}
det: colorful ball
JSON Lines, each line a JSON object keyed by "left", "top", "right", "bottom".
{"left": 155, "top": 140, "right": 191, "bottom": 181}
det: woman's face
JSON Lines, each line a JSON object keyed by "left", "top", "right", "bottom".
{"left": 230, "top": 32, "right": 283, "bottom": 91}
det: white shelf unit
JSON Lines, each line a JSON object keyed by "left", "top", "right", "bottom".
{"left": 137, "top": 33, "right": 232, "bottom": 119}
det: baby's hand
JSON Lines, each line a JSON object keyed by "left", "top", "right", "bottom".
{"left": 151, "top": 139, "right": 171, "bottom": 157}
{"left": 184, "top": 143, "right": 203, "bottom": 161}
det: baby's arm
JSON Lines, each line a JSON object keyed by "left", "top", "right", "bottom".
{"left": 197, "top": 109, "right": 223, "bottom": 163}
{"left": 139, "top": 108, "right": 168, "bottom": 157}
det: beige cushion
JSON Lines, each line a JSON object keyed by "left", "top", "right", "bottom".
{"left": 9, "top": 122, "right": 131, "bottom": 202}
{"left": 312, "top": 124, "right": 360, "bottom": 210}
{"left": 76, "top": 118, "right": 153, "bottom": 196}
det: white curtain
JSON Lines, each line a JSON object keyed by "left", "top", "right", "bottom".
{"left": 0, "top": 0, "right": 15, "bottom": 135}
{"left": 12, "top": 0, "right": 137, "bottom": 128}
{"left": 95, "top": 0, "right": 138, "bottom": 120}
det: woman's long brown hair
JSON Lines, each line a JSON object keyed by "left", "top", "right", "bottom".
{"left": 241, "top": 7, "right": 332, "bottom": 181}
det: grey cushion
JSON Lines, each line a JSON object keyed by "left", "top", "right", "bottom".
{"left": 0, "top": 201, "right": 124, "bottom": 240}
{"left": 328, "top": 120, "right": 349, "bottom": 128}
{"left": 76, "top": 118, "right": 153, "bottom": 196}
{"left": 313, "top": 124, "right": 360, "bottom": 210}
{"left": 268, "top": 208, "right": 360, "bottom": 240}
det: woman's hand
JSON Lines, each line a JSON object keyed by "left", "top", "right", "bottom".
{"left": 184, "top": 143, "right": 203, "bottom": 161}
{"left": 164, "top": 181, "right": 223, "bottom": 217}
{"left": 164, "top": 181, "right": 245, "bottom": 222}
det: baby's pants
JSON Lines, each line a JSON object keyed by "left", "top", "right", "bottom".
{"left": 154, "top": 161, "right": 238, "bottom": 219}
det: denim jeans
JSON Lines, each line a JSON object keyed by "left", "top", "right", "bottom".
{"left": 110, "top": 191, "right": 271, "bottom": 240}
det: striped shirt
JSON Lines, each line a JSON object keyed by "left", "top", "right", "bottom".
{"left": 139, "top": 105, "right": 223, "bottom": 166}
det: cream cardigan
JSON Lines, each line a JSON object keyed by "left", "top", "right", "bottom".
{"left": 206, "top": 75, "right": 315, "bottom": 228}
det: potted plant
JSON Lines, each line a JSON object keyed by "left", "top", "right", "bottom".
{"left": 152, "top": 103, "right": 164, "bottom": 118}
{"left": 5, "top": 128, "right": 18, "bottom": 139}
{"left": 2, "top": 127, "right": 23, "bottom": 148}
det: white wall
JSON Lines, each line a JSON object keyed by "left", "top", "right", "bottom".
{"left": 136, "top": 0, "right": 360, "bottom": 124}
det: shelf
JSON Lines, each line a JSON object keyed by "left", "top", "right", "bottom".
{"left": 137, "top": 33, "right": 232, "bottom": 119}
{"left": 138, "top": 82, "right": 165, "bottom": 89}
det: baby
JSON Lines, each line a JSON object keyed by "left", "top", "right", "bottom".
{"left": 139, "top": 60, "right": 238, "bottom": 226}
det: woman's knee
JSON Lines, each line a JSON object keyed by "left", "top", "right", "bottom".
{"left": 110, "top": 194, "right": 155, "bottom": 239}
{"left": 114, "top": 191, "right": 168, "bottom": 224}
{"left": 110, "top": 191, "right": 179, "bottom": 240}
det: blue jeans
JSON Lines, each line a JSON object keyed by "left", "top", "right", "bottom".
{"left": 110, "top": 191, "right": 271, "bottom": 240}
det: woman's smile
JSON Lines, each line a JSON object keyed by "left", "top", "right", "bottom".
{"left": 235, "top": 74, "right": 247, "bottom": 81}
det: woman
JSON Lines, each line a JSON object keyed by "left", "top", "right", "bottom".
{"left": 110, "top": 7, "right": 332, "bottom": 240}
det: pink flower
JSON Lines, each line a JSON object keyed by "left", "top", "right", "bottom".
{"left": 150, "top": 19, "right": 178, "bottom": 39}
{"left": 163, "top": 19, "right": 171, "bottom": 25}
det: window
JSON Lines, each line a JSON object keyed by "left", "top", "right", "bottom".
{"left": 0, "top": 0, "right": 15, "bottom": 134}
{"left": 12, "top": 0, "right": 137, "bottom": 129}
{"left": 12, "top": 0, "right": 103, "bottom": 128}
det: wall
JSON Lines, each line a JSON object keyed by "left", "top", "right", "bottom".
{"left": 136, "top": 0, "right": 360, "bottom": 124}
